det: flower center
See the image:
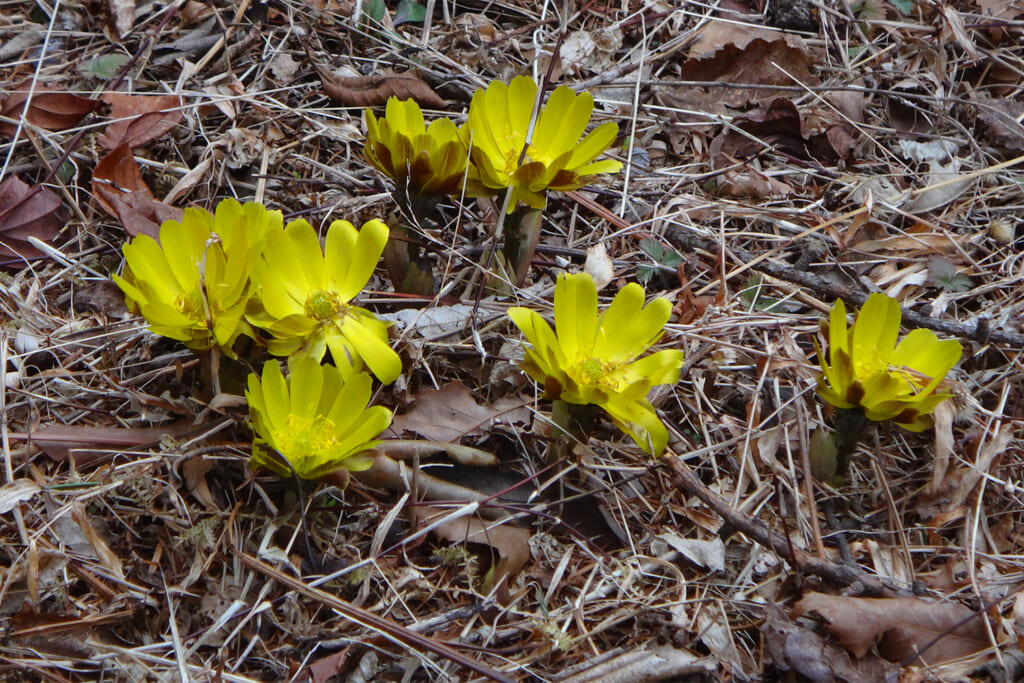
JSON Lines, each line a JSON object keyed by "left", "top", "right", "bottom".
{"left": 175, "top": 287, "right": 206, "bottom": 318}
{"left": 305, "top": 290, "right": 348, "bottom": 321}
{"left": 565, "top": 356, "right": 626, "bottom": 394}
{"left": 276, "top": 414, "right": 339, "bottom": 461}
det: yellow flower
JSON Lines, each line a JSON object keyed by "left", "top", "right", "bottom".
{"left": 462, "top": 76, "right": 622, "bottom": 211}
{"left": 246, "top": 217, "right": 402, "bottom": 384}
{"left": 113, "top": 199, "right": 279, "bottom": 354}
{"left": 508, "top": 273, "right": 684, "bottom": 455}
{"left": 247, "top": 357, "right": 392, "bottom": 479}
{"left": 364, "top": 97, "right": 486, "bottom": 197}
{"left": 817, "top": 294, "right": 962, "bottom": 431}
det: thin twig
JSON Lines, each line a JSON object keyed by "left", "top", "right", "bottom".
{"left": 664, "top": 454, "right": 908, "bottom": 597}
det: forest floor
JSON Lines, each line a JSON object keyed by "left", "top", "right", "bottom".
{"left": 2, "top": 0, "right": 1024, "bottom": 680}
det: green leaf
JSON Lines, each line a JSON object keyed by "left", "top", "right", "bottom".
{"left": 739, "top": 275, "right": 782, "bottom": 312}
{"left": 927, "top": 257, "right": 973, "bottom": 293}
{"left": 638, "top": 237, "right": 683, "bottom": 267}
{"left": 890, "top": 0, "right": 913, "bottom": 14}
{"left": 394, "top": 0, "right": 426, "bottom": 25}
{"left": 78, "top": 54, "right": 131, "bottom": 80}
{"left": 363, "top": 0, "right": 387, "bottom": 25}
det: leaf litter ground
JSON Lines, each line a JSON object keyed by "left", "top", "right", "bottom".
{"left": 2, "top": 0, "right": 1024, "bottom": 680}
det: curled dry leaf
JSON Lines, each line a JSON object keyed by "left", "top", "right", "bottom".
{"left": 0, "top": 176, "right": 69, "bottom": 262}
{"left": 554, "top": 644, "right": 715, "bottom": 682}
{"left": 310, "top": 53, "right": 446, "bottom": 109}
{"left": 99, "top": 93, "right": 183, "bottom": 149}
{"left": 411, "top": 504, "right": 531, "bottom": 590}
{"left": 794, "top": 592, "right": 994, "bottom": 666}
{"left": 0, "top": 84, "right": 95, "bottom": 137}
{"left": 92, "top": 144, "right": 184, "bottom": 239}
{"left": 0, "top": 480, "right": 42, "bottom": 515}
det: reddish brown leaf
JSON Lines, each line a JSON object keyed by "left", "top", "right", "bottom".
{"left": 99, "top": 93, "right": 183, "bottom": 149}
{"left": 794, "top": 592, "right": 994, "bottom": 666}
{"left": 308, "top": 649, "right": 350, "bottom": 683}
{"left": 92, "top": 144, "right": 183, "bottom": 239}
{"left": 0, "top": 176, "right": 68, "bottom": 262}
{"left": 0, "top": 85, "right": 95, "bottom": 137}
{"left": 11, "top": 420, "right": 202, "bottom": 465}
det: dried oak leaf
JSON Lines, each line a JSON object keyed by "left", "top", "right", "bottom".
{"left": 655, "top": 36, "right": 818, "bottom": 124}
{"left": 0, "top": 85, "right": 95, "bottom": 137}
{"left": 388, "top": 381, "right": 530, "bottom": 443}
{"left": 794, "top": 592, "right": 993, "bottom": 666}
{"left": 313, "top": 63, "right": 446, "bottom": 109}
{"left": 0, "top": 176, "right": 68, "bottom": 262}
{"left": 92, "top": 144, "right": 183, "bottom": 239}
{"left": 99, "top": 93, "right": 183, "bottom": 148}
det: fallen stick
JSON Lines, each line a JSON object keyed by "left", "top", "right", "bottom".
{"left": 663, "top": 455, "right": 909, "bottom": 597}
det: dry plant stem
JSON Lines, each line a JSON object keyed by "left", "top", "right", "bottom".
{"left": 663, "top": 455, "right": 907, "bottom": 597}
{"left": 237, "top": 553, "right": 516, "bottom": 683}
{"left": 663, "top": 226, "right": 1024, "bottom": 348}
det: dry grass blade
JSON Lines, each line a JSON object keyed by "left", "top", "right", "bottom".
{"left": 237, "top": 553, "right": 515, "bottom": 683}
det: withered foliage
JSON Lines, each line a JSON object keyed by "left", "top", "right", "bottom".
{"left": 1, "top": 0, "right": 1023, "bottom": 681}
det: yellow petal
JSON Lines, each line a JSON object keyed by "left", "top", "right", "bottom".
{"left": 554, "top": 273, "right": 598, "bottom": 358}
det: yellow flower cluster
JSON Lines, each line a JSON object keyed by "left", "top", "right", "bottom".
{"left": 114, "top": 198, "right": 399, "bottom": 479}
{"left": 113, "top": 78, "right": 965, "bottom": 484}
{"left": 363, "top": 76, "right": 622, "bottom": 212}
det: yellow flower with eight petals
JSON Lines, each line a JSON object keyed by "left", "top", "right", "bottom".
{"left": 247, "top": 217, "right": 402, "bottom": 384}
{"left": 247, "top": 357, "right": 392, "bottom": 479}
{"left": 508, "top": 273, "right": 684, "bottom": 455}
{"left": 817, "top": 294, "right": 961, "bottom": 431}
{"left": 364, "top": 97, "right": 486, "bottom": 197}
{"left": 462, "top": 76, "right": 622, "bottom": 211}
{"left": 113, "top": 199, "right": 279, "bottom": 354}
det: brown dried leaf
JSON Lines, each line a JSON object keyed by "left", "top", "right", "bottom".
{"left": 794, "top": 592, "right": 993, "bottom": 665}
{"left": 18, "top": 420, "right": 201, "bottom": 465}
{"left": 389, "top": 382, "right": 530, "bottom": 443}
{"left": 764, "top": 603, "right": 898, "bottom": 683}
{"left": 0, "top": 480, "right": 42, "bottom": 515}
{"left": 311, "top": 53, "right": 446, "bottom": 109}
{"left": 109, "top": 0, "right": 136, "bottom": 38}
{"left": 656, "top": 38, "right": 818, "bottom": 122}
{"left": 71, "top": 502, "right": 125, "bottom": 580}
{"left": 99, "top": 93, "right": 183, "bottom": 148}
{"left": 411, "top": 505, "right": 531, "bottom": 589}
{"left": 309, "top": 649, "right": 350, "bottom": 683}
{"left": 0, "top": 175, "right": 68, "bottom": 262}
{"left": 710, "top": 98, "right": 852, "bottom": 168}
{"left": 972, "top": 95, "right": 1024, "bottom": 158}
{"left": 183, "top": 457, "right": 218, "bottom": 510}
{"left": 973, "top": 0, "right": 1024, "bottom": 40}
{"left": 0, "top": 85, "right": 95, "bottom": 137}
{"left": 92, "top": 144, "right": 184, "bottom": 239}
